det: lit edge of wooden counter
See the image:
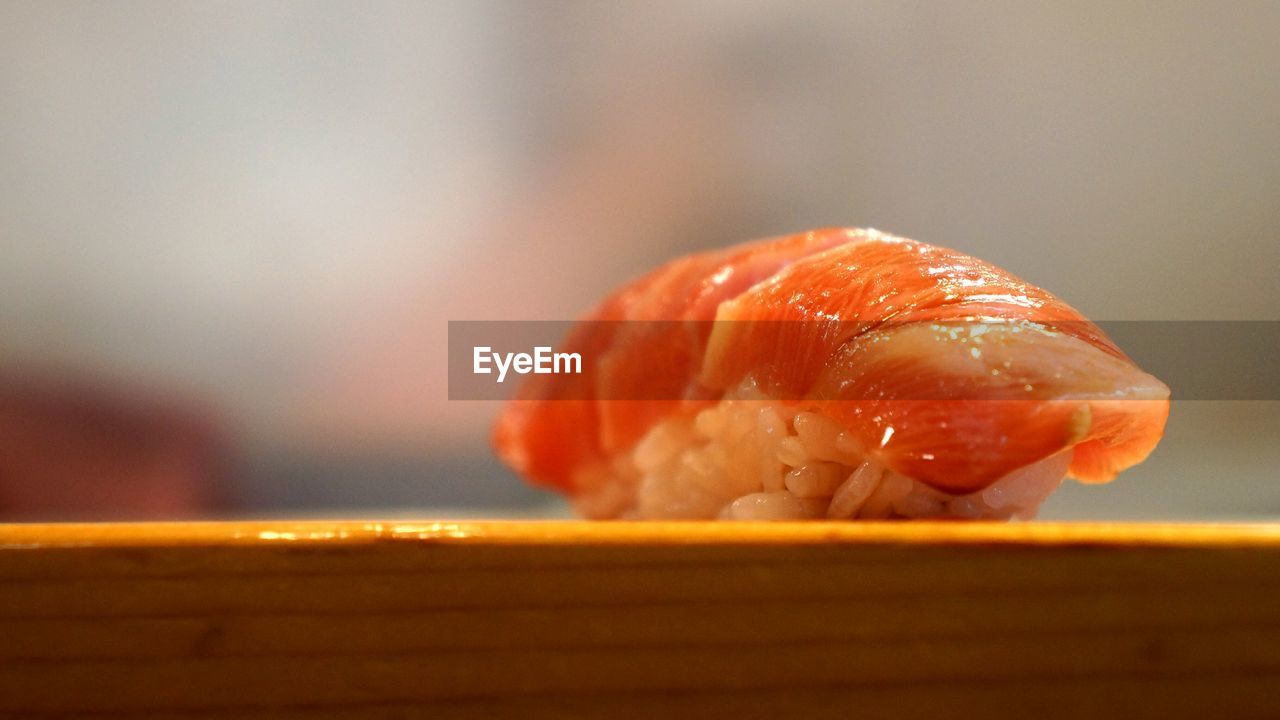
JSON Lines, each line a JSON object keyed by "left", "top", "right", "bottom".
{"left": 2, "top": 520, "right": 1279, "bottom": 719}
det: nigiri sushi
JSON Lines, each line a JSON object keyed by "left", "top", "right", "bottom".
{"left": 493, "top": 228, "right": 1169, "bottom": 520}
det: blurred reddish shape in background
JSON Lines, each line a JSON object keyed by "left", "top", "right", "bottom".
{"left": 0, "top": 372, "right": 227, "bottom": 521}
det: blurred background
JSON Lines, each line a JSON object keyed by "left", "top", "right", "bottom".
{"left": 0, "top": 0, "right": 1276, "bottom": 521}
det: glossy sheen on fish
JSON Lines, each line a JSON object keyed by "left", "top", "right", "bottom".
{"left": 492, "top": 228, "right": 1169, "bottom": 497}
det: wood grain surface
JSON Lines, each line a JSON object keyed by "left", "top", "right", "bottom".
{"left": 1, "top": 520, "right": 1279, "bottom": 718}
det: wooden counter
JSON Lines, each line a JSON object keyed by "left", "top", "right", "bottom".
{"left": 2, "top": 521, "right": 1279, "bottom": 718}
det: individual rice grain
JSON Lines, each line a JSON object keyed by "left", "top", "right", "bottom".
{"left": 827, "top": 461, "right": 883, "bottom": 518}
{"left": 858, "top": 471, "right": 913, "bottom": 518}
{"left": 893, "top": 481, "right": 949, "bottom": 518}
{"left": 793, "top": 412, "right": 858, "bottom": 463}
{"left": 759, "top": 454, "right": 786, "bottom": 492}
{"left": 946, "top": 494, "right": 988, "bottom": 519}
{"left": 721, "top": 491, "right": 825, "bottom": 520}
{"left": 980, "top": 451, "right": 1071, "bottom": 517}
{"left": 776, "top": 436, "right": 807, "bottom": 467}
{"left": 783, "top": 462, "right": 846, "bottom": 498}
{"left": 632, "top": 419, "right": 688, "bottom": 473}
{"left": 726, "top": 405, "right": 756, "bottom": 442}
{"left": 694, "top": 406, "right": 726, "bottom": 438}
{"left": 834, "top": 432, "right": 862, "bottom": 456}
{"left": 636, "top": 461, "right": 725, "bottom": 519}
{"left": 757, "top": 406, "right": 787, "bottom": 440}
